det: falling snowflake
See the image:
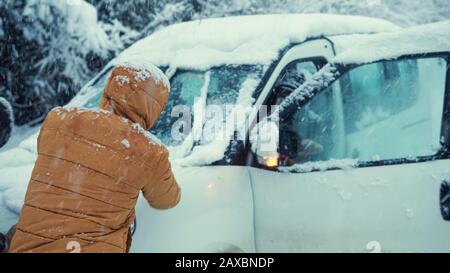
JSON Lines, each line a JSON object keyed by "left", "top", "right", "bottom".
{"left": 121, "top": 139, "right": 131, "bottom": 149}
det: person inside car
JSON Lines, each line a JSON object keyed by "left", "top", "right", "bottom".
{"left": 2, "top": 64, "right": 181, "bottom": 253}
{"left": 272, "top": 69, "right": 324, "bottom": 167}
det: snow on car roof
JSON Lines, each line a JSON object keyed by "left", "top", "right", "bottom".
{"left": 332, "top": 21, "right": 450, "bottom": 65}
{"left": 113, "top": 14, "right": 399, "bottom": 70}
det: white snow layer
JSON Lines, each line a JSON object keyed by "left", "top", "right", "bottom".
{"left": 121, "top": 139, "right": 131, "bottom": 149}
{"left": 116, "top": 61, "right": 171, "bottom": 89}
{"left": 274, "top": 65, "right": 340, "bottom": 120}
{"left": 279, "top": 159, "right": 358, "bottom": 173}
{"left": 114, "top": 14, "right": 399, "bottom": 70}
{"left": 333, "top": 21, "right": 450, "bottom": 65}
{"left": 114, "top": 75, "right": 130, "bottom": 86}
{"left": 173, "top": 75, "right": 260, "bottom": 166}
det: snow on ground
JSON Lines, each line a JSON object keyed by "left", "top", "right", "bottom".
{"left": 0, "top": 126, "right": 39, "bottom": 232}
{"left": 0, "top": 126, "right": 40, "bottom": 153}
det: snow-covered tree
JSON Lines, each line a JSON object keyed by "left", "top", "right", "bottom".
{"left": 0, "top": 97, "right": 13, "bottom": 147}
{"left": 0, "top": 0, "right": 133, "bottom": 124}
{"left": 98, "top": 0, "right": 450, "bottom": 38}
{"left": 189, "top": 0, "right": 450, "bottom": 27}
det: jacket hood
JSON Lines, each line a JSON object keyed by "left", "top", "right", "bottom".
{"left": 100, "top": 64, "right": 170, "bottom": 130}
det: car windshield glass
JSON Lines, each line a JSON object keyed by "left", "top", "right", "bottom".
{"left": 83, "top": 65, "right": 264, "bottom": 148}
{"left": 84, "top": 69, "right": 112, "bottom": 109}
{"left": 154, "top": 65, "right": 264, "bottom": 146}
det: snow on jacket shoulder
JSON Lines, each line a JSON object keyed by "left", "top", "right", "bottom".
{"left": 10, "top": 65, "right": 180, "bottom": 253}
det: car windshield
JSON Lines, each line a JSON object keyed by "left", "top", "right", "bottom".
{"left": 83, "top": 64, "right": 264, "bottom": 147}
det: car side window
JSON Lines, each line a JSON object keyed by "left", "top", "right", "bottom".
{"left": 278, "top": 57, "right": 448, "bottom": 167}
{"left": 271, "top": 60, "right": 323, "bottom": 106}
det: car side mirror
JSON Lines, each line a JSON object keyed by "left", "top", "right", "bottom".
{"left": 250, "top": 120, "right": 280, "bottom": 168}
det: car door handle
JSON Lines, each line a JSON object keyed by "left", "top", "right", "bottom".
{"left": 441, "top": 180, "right": 450, "bottom": 221}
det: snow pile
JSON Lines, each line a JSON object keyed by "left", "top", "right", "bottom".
{"left": 279, "top": 159, "right": 358, "bottom": 173}
{"left": 54, "top": 106, "right": 111, "bottom": 117}
{"left": 117, "top": 61, "right": 170, "bottom": 89}
{"left": 333, "top": 20, "right": 450, "bottom": 65}
{"left": 169, "top": 72, "right": 211, "bottom": 163}
{"left": 114, "top": 14, "right": 399, "bottom": 70}
{"left": 0, "top": 131, "right": 37, "bottom": 231}
{"left": 236, "top": 78, "right": 258, "bottom": 106}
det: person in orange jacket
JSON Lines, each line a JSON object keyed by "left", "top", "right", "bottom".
{"left": 3, "top": 64, "right": 181, "bottom": 253}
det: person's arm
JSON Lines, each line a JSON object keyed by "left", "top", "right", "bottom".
{"left": 142, "top": 149, "right": 181, "bottom": 210}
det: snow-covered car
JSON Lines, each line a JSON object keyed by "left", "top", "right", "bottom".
{"left": 8, "top": 14, "right": 447, "bottom": 252}
{"left": 247, "top": 21, "right": 450, "bottom": 253}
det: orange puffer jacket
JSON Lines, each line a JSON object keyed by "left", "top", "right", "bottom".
{"left": 10, "top": 65, "right": 181, "bottom": 253}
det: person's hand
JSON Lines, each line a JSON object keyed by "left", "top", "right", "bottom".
{"left": 298, "top": 139, "right": 323, "bottom": 157}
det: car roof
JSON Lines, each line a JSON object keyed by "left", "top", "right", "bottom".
{"left": 113, "top": 14, "right": 399, "bottom": 70}
{"left": 332, "top": 20, "right": 450, "bottom": 65}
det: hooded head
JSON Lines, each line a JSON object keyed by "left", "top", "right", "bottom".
{"left": 99, "top": 64, "right": 170, "bottom": 130}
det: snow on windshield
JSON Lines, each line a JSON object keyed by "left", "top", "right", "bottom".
{"left": 174, "top": 72, "right": 262, "bottom": 166}
{"left": 154, "top": 64, "right": 265, "bottom": 162}
{"left": 69, "top": 64, "right": 265, "bottom": 150}
{"left": 116, "top": 61, "right": 170, "bottom": 89}
{"left": 279, "top": 159, "right": 358, "bottom": 173}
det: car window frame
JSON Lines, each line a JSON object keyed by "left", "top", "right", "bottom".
{"left": 215, "top": 57, "right": 329, "bottom": 166}
{"left": 262, "top": 57, "right": 328, "bottom": 107}
{"left": 247, "top": 52, "right": 450, "bottom": 173}
{"left": 170, "top": 64, "right": 265, "bottom": 147}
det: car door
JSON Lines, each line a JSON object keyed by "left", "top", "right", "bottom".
{"left": 131, "top": 42, "right": 337, "bottom": 253}
{"left": 247, "top": 53, "right": 450, "bottom": 252}
{"left": 131, "top": 66, "right": 260, "bottom": 253}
